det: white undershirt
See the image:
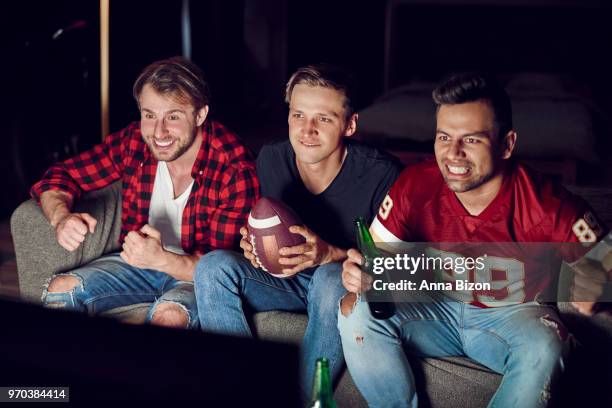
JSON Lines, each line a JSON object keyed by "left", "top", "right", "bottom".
{"left": 148, "top": 161, "right": 194, "bottom": 255}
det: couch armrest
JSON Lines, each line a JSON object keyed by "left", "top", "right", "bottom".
{"left": 10, "top": 182, "right": 123, "bottom": 303}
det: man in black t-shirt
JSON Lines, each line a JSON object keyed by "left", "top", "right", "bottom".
{"left": 193, "top": 64, "right": 402, "bottom": 397}
{"left": 256, "top": 139, "right": 400, "bottom": 250}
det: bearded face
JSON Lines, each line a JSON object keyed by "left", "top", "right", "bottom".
{"left": 138, "top": 84, "right": 205, "bottom": 162}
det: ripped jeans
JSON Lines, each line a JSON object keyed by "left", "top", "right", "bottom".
{"left": 194, "top": 250, "right": 347, "bottom": 399}
{"left": 338, "top": 292, "right": 569, "bottom": 408}
{"left": 42, "top": 253, "right": 198, "bottom": 328}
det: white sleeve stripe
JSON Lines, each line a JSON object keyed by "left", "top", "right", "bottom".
{"left": 370, "top": 217, "right": 405, "bottom": 243}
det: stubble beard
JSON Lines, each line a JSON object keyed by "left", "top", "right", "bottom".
{"left": 445, "top": 173, "right": 492, "bottom": 193}
{"left": 146, "top": 131, "right": 196, "bottom": 162}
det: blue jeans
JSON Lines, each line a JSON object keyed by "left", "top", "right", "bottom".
{"left": 194, "top": 249, "right": 347, "bottom": 397}
{"left": 42, "top": 253, "right": 198, "bottom": 328}
{"left": 338, "top": 292, "right": 569, "bottom": 408}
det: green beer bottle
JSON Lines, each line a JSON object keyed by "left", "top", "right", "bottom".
{"left": 355, "top": 217, "right": 396, "bottom": 319}
{"left": 308, "top": 358, "right": 337, "bottom": 408}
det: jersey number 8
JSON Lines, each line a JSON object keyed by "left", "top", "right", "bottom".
{"left": 379, "top": 194, "right": 393, "bottom": 220}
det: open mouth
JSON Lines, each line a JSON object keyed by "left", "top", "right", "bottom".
{"left": 153, "top": 138, "right": 175, "bottom": 148}
{"left": 446, "top": 164, "right": 471, "bottom": 176}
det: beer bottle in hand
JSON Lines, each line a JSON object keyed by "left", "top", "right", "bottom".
{"left": 355, "top": 217, "right": 396, "bottom": 319}
{"left": 308, "top": 358, "right": 337, "bottom": 408}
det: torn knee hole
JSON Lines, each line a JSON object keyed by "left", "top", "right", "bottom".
{"left": 540, "top": 377, "right": 551, "bottom": 403}
{"left": 540, "top": 314, "right": 569, "bottom": 341}
{"left": 47, "top": 275, "right": 81, "bottom": 293}
{"left": 150, "top": 303, "right": 190, "bottom": 327}
{"left": 340, "top": 292, "right": 358, "bottom": 317}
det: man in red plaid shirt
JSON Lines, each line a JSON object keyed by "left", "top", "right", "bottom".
{"left": 31, "top": 57, "right": 259, "bottom": 328}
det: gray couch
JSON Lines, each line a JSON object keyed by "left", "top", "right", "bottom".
{"left": 11, "top": 182, "right": 612, "bottom": 407}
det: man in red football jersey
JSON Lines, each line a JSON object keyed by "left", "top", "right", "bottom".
{"left": 339, "top": 72, "right": 610, "bottom": 407}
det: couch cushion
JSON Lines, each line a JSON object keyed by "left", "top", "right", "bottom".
{"left": 253, "top": 310, "right": 500, "bottom": 408}
{"left": 100, "top": 303, "right": 150, "bottom": 324}
{"left": 416, "top": 356, "right": 500, "bottom": 408}
{"left": 12, "top": 182, "right": 123, "bottom": 303}
{"left": 253, "top": 310, "right": 308, "bottom": 345}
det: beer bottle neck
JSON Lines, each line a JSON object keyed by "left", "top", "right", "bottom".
{"left": 309, "top": 360, "right": 336, "bottom": 407}
{"left": 355, "top": 217, "right": 377, "bottom": 258}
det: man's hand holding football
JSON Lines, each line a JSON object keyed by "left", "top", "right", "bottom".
{"left": 278, "top": 225, "right": 345, "bottom": 275}
{"left": 239, "top": 226, "right": 260, "bottom": 268}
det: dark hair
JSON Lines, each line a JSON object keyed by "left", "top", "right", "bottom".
{"left": 133, "top": 56, "right": 211, "bottom": 112}
{"left": 285, "top": 63, "right": 356, "bottom": 119}
{"left": 432, "top": 72, "right": 512, "bottom": 138}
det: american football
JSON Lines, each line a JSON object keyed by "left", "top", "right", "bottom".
{"left": 247, "top": 197, "right": 306, "bottom": 278}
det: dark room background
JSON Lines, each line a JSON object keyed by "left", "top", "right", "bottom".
{"left": 2, "top": 0, "right": 612, "bottom": 219}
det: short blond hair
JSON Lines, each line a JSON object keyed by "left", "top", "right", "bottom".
{"left": 285, "top": 63, "right": 355, "bottom": 120}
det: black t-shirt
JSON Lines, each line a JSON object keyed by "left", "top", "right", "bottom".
{"left": 256, "top": 140, "right": 402, "bottom": 249}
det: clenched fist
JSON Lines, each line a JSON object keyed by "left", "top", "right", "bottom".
{"left": 54, "top": 212, "right": 97, "bottom": 252}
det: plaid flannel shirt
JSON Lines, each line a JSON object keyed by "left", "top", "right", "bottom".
{"left": 31, "top": 120, "right": 260, "bottom": 255}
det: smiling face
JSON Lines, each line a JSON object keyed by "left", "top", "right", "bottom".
{"left": 434, "top": 100, "right": 516, "bottom": 195}
{"left": 138, "top": 84, "right": 208, "bottom": 162}
{"left": 287, "top": 84, "right": 356, "bottom": 167}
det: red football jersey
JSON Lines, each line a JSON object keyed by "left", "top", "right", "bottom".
{"left": 371, "top": 159, "right": 607, "bottom": 306}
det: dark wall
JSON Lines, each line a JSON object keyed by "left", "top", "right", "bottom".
{"left": 3, "top": 1, "right": 100, "bottom": 217}
{"left": 389, "top": 5, "right": 612, "bottom": 106}
{"left": 107, "top": 0, "right": 183, "bottom": 132}
{"left": 108, "top": 1, "right": 245, "bottom": 133}
{"left": 3, "top": 0, "right": 612, "bottom": 217}
{"left": 287, "top": 0, "right": 387, "bottom": 111}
